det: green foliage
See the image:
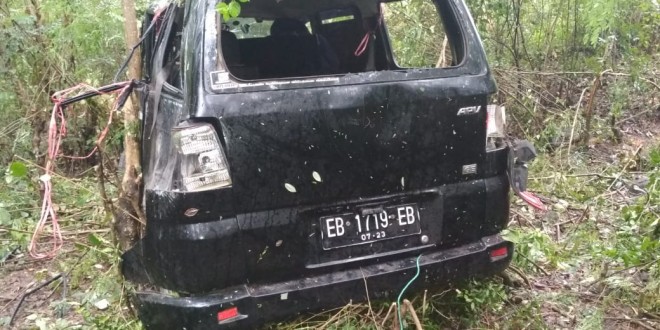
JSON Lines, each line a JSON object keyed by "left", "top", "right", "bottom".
{"left": 595, "top": 146, "right": 660, "bottom": 312}
{"left": 576, "top": 308, "right": 604, "bottom": 330}
{"left": 583, "top": 0, "right": 660, "bottom": 54}
{"left": 511, "top": 143, "right": 660, "bottom": 318}
{"left": 383, "top": 0, "right": 447, "bottom": 68}
{"left": 0, "top": 0, "right": 127, "bottom": 167}
{"left": 0, "top": 164, "right": 40, "bottom": 257}
{"left": 467, "top": 0, "right": 659, "bottom": 71}
{"left": 8, "top": 161, "right": 29, "bottom": 178}
{"left": 582, "top": 0, "right": 618, "bottom": 47}
{"left": 454, "top": 280, "right": 507, "bottom": 314}
{"left": 216, "top": 0, "right": 249, "bottom": 21}
{"left": 611, "top": 145, "right": 660, "bottom": 266}
{"left": 504, "top": 227, "right": 561, "bottom": 271}
{"left": 608, "top": 80, "right": 631, "bottom": 119}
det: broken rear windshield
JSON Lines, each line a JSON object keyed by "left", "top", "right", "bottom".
{"left": 208, "top": 0, "right": 465, "bottom": 86}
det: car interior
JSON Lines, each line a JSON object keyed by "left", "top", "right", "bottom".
{"left": 217, "top": 0, "right": 461, "bottom": 81}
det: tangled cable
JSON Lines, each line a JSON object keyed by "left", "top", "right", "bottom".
{"left": 28, "top": 82, "right": 133, "bottom": 259}
{"left": 27, "top": 2, "right": 171, "bottom": 259}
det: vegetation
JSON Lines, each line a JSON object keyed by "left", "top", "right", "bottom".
{"left": 216, "top": 0, "right": 249, "bottom": 21}
{"left": 1, "top": 0, "right": 659, "bottom": 329}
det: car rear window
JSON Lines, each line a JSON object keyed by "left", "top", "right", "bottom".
{"left": 212, "top": 0, "right": 464, "bottom": 82}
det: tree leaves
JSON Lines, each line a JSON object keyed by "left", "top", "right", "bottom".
{"left": 0, "top": 208, "right": 10, "bottom": 225}
{"left": 6, "top": 162, "right": 28, "bottom": 184}
{"left": 88, "top": 233, "right": 102, "bottom": 247}
{"left": 8, "top": 162, "right": 28, "bottom": 178}
{"left": 216, "top": 0, "right": 248, "bottom": 21}
{"left": 228, "top": 1, "right": 241, "bottom": 18}
{"left": 216, "top": 2, "right": 229, "bottom": 20}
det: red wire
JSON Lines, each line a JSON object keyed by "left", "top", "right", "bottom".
{"left": 354, "top": 5, "right": 383, "bottom": 57}
{"left": 29, "top": 81, "right": 131, "bottom": 259}
{"left": 30, "top": 7, "right": 162, "bottom": 259}
{"left": 519, "top": 191, "right": 546, "bottom": 211}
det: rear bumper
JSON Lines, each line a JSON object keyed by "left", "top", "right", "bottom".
{"left": 124, "top": 172, "right": 511, "bottom": 294}
{"left": 134, "top": 234, "right": 512, "bottom": 329}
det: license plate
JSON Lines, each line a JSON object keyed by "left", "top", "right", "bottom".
{"left": 319, "top": 204, "right": 421, "bottom": 250}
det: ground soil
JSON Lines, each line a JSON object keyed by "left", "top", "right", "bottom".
{"left": 0, "top": 255, "right": 70, "bottom": 329}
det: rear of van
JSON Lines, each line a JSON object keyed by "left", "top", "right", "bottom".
{"left": 122, "top": 0, "right": 538, "bottom": 328}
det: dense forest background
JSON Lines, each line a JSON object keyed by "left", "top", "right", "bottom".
{"left": 1, "top": 0, "right": 659, "bottom": 328}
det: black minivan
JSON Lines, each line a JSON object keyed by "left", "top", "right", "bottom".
{"left": 121, "top": 0, "right": 541, "bottom": 328}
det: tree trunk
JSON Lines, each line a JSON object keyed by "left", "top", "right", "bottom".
{"left": 114, "top": 0, "right": 145, "bottom": 252}
{"left": 25, "top": 0, "right": 51, "bottom": 167}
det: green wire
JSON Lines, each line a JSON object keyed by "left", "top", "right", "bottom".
{"left": 397, "top": 254, "right": 422, "bottom": 330}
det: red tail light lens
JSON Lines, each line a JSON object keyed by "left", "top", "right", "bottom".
{"left": 490, "top": 246, "right": 508, "bottom": 261}
{"left": 217, "top": 307, "right": 239, "bottom": 322}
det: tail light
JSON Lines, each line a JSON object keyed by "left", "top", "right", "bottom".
{"left": 489, "top": 246, "right": 509, "bottom": 261}
{"left": 486, "top": 104, "right": 506, "bottom": 151}
{"left": 172, "top": 122, "right": 232, "bottom": 192}
{"left": 217, "top": 307, "right": 240, "bottom": 322}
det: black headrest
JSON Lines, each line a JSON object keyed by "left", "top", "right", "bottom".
{"left": 270, "top": 18, "right": 310, "bottom": 37}
{"left": 221, "top": 30, "right": 241, "bottom": 65}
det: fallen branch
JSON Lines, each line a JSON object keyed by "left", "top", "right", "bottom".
{"left": 360, "top": 268, "right": 379, "bottom": 329}
{"left": 615, "top": 108, "right": 655, "bottom": 125}
{"left": 499, "top": 87, "right": 541, "bottom": 128}
{"left": 9, "top": 274, "right": 63, "bottom": 326}
{"left": 382, "top": 303, "right": 397, "bottom": 329}
{"left": 567, "top": 87, "right": 588, "bottom": 160}
{"left": 606, "top": 145, "right": 643, "bottom": 191}
{"left": 550, "top": 305, "right": 573, "bottom": 320}
{"left": 604, "top": 317, "right": 657, "bottom": 330}
{"left": 611, "top": 306, "right": 660, "bottom": 330}
{"left": 517, "top": 252, "right": 550, "bottom": 276}
{"left": 582, "top": 70, "right": 609, "bottom": 146}
{"left": 96, "top": 151, "right": 115, "bottom": 217}
{"left": 507, "top": 265, "right": 532, "bottom": 288}
{"left": 14, "top": 155, "right": 97, "bottom": 194}
{"left": 641, "top": 311, "right": 660, "bottom": 321}
{"left": 510, "top": 208, "right": 537, "bottom": 228}
{"left": 605, "top": 72, "right": 660, "bottom": 92}
{"left": 560, "top": 207, "right": 590, "bottom": 249}
{"left": 384, "top": 299, "right": 423, "bottom": 330}
{"left": 588, "top": 257, "right": 660, "bottom": 288}
{"left": 318, "top": 302, "right": 354, "bottom": 330}
{"left": 402, "top": 299, "right": 423, "bottom": 330}
{"left": 8, "top": 249, "right": 91, "bottom": 325}
{"left": 565, "top": 173, "right": 616, "bottom": 179}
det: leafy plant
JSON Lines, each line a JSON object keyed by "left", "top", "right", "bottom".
{"left": 454, "top": 280, "right": 507, "bottom": 314}
{"left": 383, "top": 0, "right": 448, "bottom": 68}
{"left": 504, "top": 228, "right": 561, "bottom": 271}
{"left": 216, "top": 0, "right": 249, "bottom": 21}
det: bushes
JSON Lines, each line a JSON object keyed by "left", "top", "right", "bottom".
{"left": 0, "top": 0, "right": 126, "bottom": 170}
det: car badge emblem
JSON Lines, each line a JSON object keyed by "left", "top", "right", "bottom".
{"left": 457, "top": 105, "right": 482, "bottom": 116}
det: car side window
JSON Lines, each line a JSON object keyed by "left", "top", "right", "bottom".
{"left": 140, "top": 12, "right": 156, "bottom": 81}
{"left": 162, "top": 7, "right": 184, "bottom": 89}
{"left": 382, "top": 0, "right": 459, "bottom": 68}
